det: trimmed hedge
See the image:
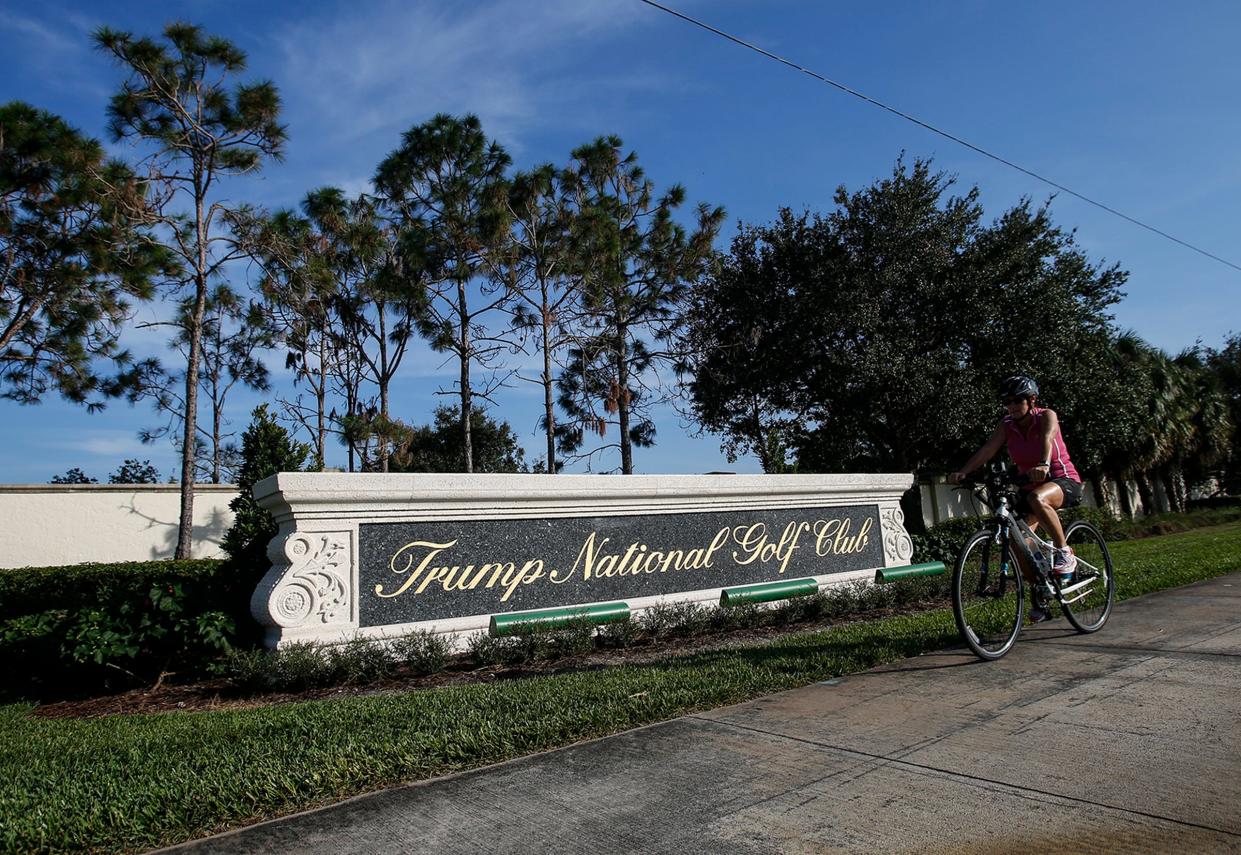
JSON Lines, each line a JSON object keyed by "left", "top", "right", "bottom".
{"left": 0, "top": 559, "right": 226, "bottom": 622}
{"left": 0, "top": 559, "right": 253, "bottom": 699}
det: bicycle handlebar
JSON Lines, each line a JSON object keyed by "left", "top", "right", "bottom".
{"left": 953, "top": 468, "right": 1031, "bottom": 495}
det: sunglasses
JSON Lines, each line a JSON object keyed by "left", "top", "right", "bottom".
{"left": 1002, "top": 396, "right": 1028, "bottom": 406}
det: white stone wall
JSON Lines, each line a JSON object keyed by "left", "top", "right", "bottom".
{"left": 917, "top": 475, "right": 1154, "bottom": 529}
{"left": 0, "top": 484, "right": 238, "bottom": 569}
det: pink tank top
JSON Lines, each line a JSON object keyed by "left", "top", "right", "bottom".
{"left": 1003, "top": 407, "right": 1080, "bottom": 487}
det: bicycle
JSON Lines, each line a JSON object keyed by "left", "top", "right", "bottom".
{"left": 951, "top": 467, "right": 1116, "bottom": 660}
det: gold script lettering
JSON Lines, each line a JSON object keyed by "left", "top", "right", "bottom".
{"left": 813, "top": 517, "right": 873, "bottom": 555}
{"left": 377, "top": 540, "right": 458, "bottom": 598}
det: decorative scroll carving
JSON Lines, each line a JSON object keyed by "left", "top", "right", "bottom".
{"left": 262, "top": 532, "right": 351, "bottom": 629}
{"left": 881, "top": 506, "right": 914, "bottom": 564}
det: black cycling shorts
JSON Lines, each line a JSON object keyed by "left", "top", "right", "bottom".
{"left": 1016, "top": 477, "right": 1083, "bottom": 515}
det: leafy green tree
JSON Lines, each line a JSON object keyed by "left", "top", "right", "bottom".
{"left": 233, "top": 199, "right": 347, "bottom": 470}
{"left": 222, "top": 405, "right": 312, "bottom": 570}
{"left": 389, "top": 405, "right": 526, "bottom": 473}
{"left": 1048, "top": 330, "right": 1152, "bottom": 516}
{"left": 684, "top": 157, "right": 1124, "bottom": 479}
{"left": 493, "top": 164, "right": 582, "bottom": 474}
{"left": 1114, "top": 340, "right": 1233, "bottom": 512}
{"left": 307, "top": 189, "right": 424, "bottom": 473}
{"left": 50, "top": 467, "right": 97, "bottom": 484}
{"left": 109, "top": 458, "right": 160, "bottom": 484}
{"left": 1, "top": 101, "right": 173, "bottom": 409}
{"left": 681, "top": 208, "right": 833, "bottom": 472}
{"left": 558, "top": 136, "right": 723, "bottom": 474}
{"left": 1207, "top": 333, "right": 1241, "bottom": 493}
{"left": 96, "top": 22, "right": 285, "bottom": 557}
{"left": 375, "top": 114, "right": 512, "bottom": 473}
{"left": 1176, "top": 348, "right": 1233, "bottom": 504}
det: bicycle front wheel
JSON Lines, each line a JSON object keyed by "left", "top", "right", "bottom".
{"left": 1059, "top": 520, "right": 1115, "bottom": 633}
{"left": 952, "top": 529, "right": 1024, "bottom": 660}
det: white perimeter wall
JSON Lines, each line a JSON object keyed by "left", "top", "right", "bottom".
{"left": 0, "top": 484, "right": 238, "bottom": 569}
{"left": 918, "top": 475, "right": 1160, "bottom": 529}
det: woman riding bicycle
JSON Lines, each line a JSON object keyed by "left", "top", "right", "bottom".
{"left": 948, "top": 375, "right": 1084, "bottom": 621}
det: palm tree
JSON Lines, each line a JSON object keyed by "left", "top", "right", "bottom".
{"left": 1177, "top": 349, "right": 1234, "bottom": 501}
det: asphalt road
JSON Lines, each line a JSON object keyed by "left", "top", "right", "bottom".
{"left": 167, "top": 572, "right": 1241, "bottom": 854}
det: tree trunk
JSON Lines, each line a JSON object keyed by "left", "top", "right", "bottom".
{"left": 749, "top": 401, "right": 772, "bottom": 473}
{"left": 316, "top": 333, "right": 327, "bottom": 469}
{"left": 1174, "top": 467, "right": 1189, "bottom": 512}
{"left": 212, "top": 399, "right": 222, "bottom": 484}
{"left": 542, "top": 302, "right": 555, "bottom": 474}
{"left": 1089, "top": 474, "right": 1115, "bottom": 518}
{"left": 377, "top": 304, "right": 390, "bottom": 473}
{"left": 177, "top": 276, "right": 207, "bottom": 558}
{"left": 458, "top": 278, "right": 473, "bottom": 473}
{"left": 1112, "top": 471, "right": 1135, "bottom": 519}
{"left": 617, "top": 335, "right": 632, "bottom": 475}
{"left": 176, "top": 183, "right": 210, "bottom": 559}
{"left": 1135, "top": 471, "right": 1156, "bottom": 517}
{"left": 346, "top": 366, "right": 358, "bottom": 473}
{"left": 1159, "top": 468, "right": 1180, "bottom": 513}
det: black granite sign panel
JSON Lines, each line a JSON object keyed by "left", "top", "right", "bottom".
{"left": 359, "top": 504, "right": 883, "bottom": 627}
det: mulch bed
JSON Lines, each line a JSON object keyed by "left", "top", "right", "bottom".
{"left": 28, "top": 602, "right": 939, "bottom": 720}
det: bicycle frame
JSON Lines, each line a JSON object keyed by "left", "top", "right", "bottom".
{"left": 983, "top": 487, "right": 1104, "bottom": 605}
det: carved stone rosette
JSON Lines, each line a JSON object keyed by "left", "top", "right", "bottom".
{"left": 252, "top": 531, "right": 353, "bottom": 633}
{"left": 880, "top": 506, "right": 915, "bottom": 565}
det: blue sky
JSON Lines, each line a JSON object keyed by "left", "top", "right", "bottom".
{"left": 3, "top": 0, "right": 1239, "bottom": 482}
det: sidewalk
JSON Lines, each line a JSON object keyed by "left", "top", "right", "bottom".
{"left": 169, "top": 573, "right": 1241, "bottom": 854}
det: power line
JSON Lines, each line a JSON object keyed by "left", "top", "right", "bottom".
{"left": 637, "top": 0, "right": 1241, "bottom": 275}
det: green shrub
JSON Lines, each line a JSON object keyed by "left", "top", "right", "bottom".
{"left": 465, "top": 620, "right": 599, "bottom": 667}
{"left": 0, "top": 559, "right": 226, "bottom": 622}
{"left": 708, "top": 602, "right": 763, "bottom": 632}
{"left": 0, "top": 560, "right": 242, "bottom": 698}
{"left": 219, "top": 648, "right": 270, "bottom": 693}
{"left": 820, "top": 582, "right": 862, "bottom": 619}
{"left": 466, "top": 629, "right": 549, "bottom": 667}
{"left": 327, "top": 636, "right": 394, "bottom": 685}
{"left": 547, "top": 619, "right": 598, "bottom": 659}
{"left": 638, "top": 601, "right": 711, "bottom": 639}
{"left": 466, "top": 631, "right": 514, "bottom": 667}
{"left": 596, "top": 617, "right": 639, "bottom": 648}
{"left": 221, "top": 642, "right": 351, "bottom": 694}
{"left": 910, "top": 517, "right": 981, "bottom": 564}
{"left": 888, "top": 573, "right": 951, "bottom": 605}
{"left": 769, "top": 592, "right": 829, "bottom": 626}
{"left": 388, "top": 630, "right": 450, "bottom": 675}
{"left": 221, "top": 405, "right": 313, "bottom": 572}
{"left": 264, "top": 642, "right": 338, "bottom": 691}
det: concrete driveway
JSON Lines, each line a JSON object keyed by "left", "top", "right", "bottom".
{"left": 169, "top": 573, "right": 1241, "bottom": 854}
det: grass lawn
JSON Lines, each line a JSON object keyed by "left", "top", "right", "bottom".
{"left": 3, "top": 522, "right": 1240, "bottom": 854}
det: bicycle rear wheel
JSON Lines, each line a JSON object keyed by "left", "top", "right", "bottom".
{"left": 1059, "top": 520, "right": 1114, "bottom": 633}
{"left": 952, "top": 529, "right": 1024, "bottom": 660}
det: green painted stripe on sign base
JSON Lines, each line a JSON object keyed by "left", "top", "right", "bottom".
{"left": 719, "top": 578, "right": 819, "bottom": 607}
{"left": 489, "top": 602, "right": 630, "bottom": 637}
{"left": 873, "top": 561, "right": 947, "bottom": 583}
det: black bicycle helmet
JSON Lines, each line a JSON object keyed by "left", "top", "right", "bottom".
{"left": 999, "top": 374, "right": 1039, "bottom": 399}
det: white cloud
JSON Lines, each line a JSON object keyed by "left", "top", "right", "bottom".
{"left": 0, "top": 9, "right": 79, "bottom": 52}
{"left": 276, "top": 0, "right": 664, "bottom": 150}
{"left": 40, "top": 429, "right": 150, "bottom": 458}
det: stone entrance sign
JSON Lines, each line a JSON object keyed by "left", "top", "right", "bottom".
{"left": 250, "top": 473, "right": 916, "bottom": 648}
